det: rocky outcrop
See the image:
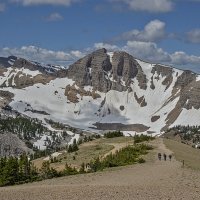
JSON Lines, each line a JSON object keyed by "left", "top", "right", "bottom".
{"left": 175, "top": 70, "right": 196, "bottom": 89}
{"left": 0, "top": 71, "right": 55, "bottom": 89}
{"left": 68, "top": 49, "right": 148, "bottom": 92}
{"left": 13, "top": 58, "right": 38, "bottom": 71}
{"left": 68, "top": 49, "right": 112, "bottom": 92}
{"left": 169, "top": 71, "right": 200, "bottom": 112}
{"left": 13, "top": 58, "right": 68, "bottom": 78}
{"left": 0, "top": 132, "right": 32, "bottom": 157}
{"left": 0, "top": 56, "right": 17, "bottom": 68}
{"left": 179, "top": 80, "right": 200, "bottom": 110}
{"left": 134, "top": 92, "right": 147, "bottom": 107}
{"left": 112, "top": 52, "right": 138, "bottom": 84}
{"left": 0, "top": 90, "right": 14, "bottom": 109}
{"left": 152, "top": 65, "right": 173, "bottom": 90}
{"left": 151, "top": 115, "right": 160, "bottom": 122}
{"left": 65, "top": 84, "right": 101, "bottom": 103}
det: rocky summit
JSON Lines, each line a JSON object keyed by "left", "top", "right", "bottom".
{"left": 0, "top": 48, "right": 200, "bottom": 135}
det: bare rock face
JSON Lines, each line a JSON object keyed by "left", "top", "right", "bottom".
{"left": 136, "top": 67, "right": 148, "bottom": 90}
{"left": 0, "top": 132, "right": 32, "bottom": 157}
{"left": 68, "top": 49, "right": 147, "bottom": 93}
{"left": 13, "top": 58, "right": 68, "bottom": 78}
{"left": 0, "top": 56, "right": 17, "bottom": 68}
{"left": 172, "top": 71, "right": 199, "bottom": 110}
{"left": 175, "top": 70, "right": 196, "bottom": 89}
{"left": 152, "top": 65, "right": 173, "bottom": 90}
{"left": 151, "top": 115, "right": 160, "bottom": 122}
{"left": 13, "top": 58, "right": 37, "bottom": 71}
{"left": 68, "top": 49, "right": 112, "bottom": 92}
{"left": 134, "top": 92, "right": 147, "bottom": 107}
{"left": 0, "top": 70, "right": 55, "bottom": 89}
{"left": 65, "top": 84, "right": 101, "bottom": 103}
{"left": 112, "top": 52, "right": 138, "bottom": 84}
{"left": 0, "top": 90, "right": 14, "bottom": 109}
{"left": 179, "top": 80, "right": 200, "bottom": 110}
{"left": 0, "top": 57, "right": 68, "bottom": 89}
{"left": 0, "top": 68, "right": 7, "bottom": 76}
{"left": 67, "top": 55, "right": 92, "bottom": 86}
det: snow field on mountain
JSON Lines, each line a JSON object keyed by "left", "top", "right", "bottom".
{"left": 170, "top": 107, "right": 200, "bottom": 127}
{"left": 0, "top": 67, "right": 42, "bottom": 86}
{"left": 2, "top": 57, "right": 200, "bottom": 135}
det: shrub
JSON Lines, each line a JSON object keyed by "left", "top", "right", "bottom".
{"left": 104, "top": 131, "right": 123, "bottom": 138}
{"left": 133, "top": 134, "right": 155, "bottom": 144}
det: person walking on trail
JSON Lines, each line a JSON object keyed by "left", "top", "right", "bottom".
{"left": 169, "top": 154, "right": 172, "bottom": 161}
{"left": 163, "top": 153, "right": 167, "bottom": 161}
{"left": 182, "top": 160, "right": 185, "bottom": 167}
{"left": 158, "top": 153, "right": 161, "bottom": 161}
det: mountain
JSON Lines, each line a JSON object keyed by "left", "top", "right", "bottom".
{"left": 0, "top": 48, "right": 200, "bottom": 137}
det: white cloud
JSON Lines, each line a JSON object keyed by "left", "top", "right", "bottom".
{"left": 94, "top": 43, "right": 119, "bottom": 51}
{"left": 11, "top": 0, "right": 79, "bottom": 6}
{"left": 94, "top": 41, "right": 200, "bottom": 72}
{"left": 123, "top": 41, "right": 170, "bottom": 62}
{"left": 1, "top": 43, "right": 200, "bottom": 72}
{"left": 187, "top": 29, "right": 200, "bottom": 43}
{"left": 171, "top": 51, "right": 200, "bottom": 66}
{"left": 0, "top": 3, "right": 5, "bottom": 12}
{"left": 46, "top": 13, "right": 63, "bottom": 21}
{"left": 70, "top": 50, "right": 85, "bottom": 58}
{"left": 117, "top": 20, "right": 166, "bottom": 42}
{"left": 123, "top": 41, "right": 200, "bottom": 72}
{"left": 109, "top": 0, "right": 173, "bottom": 13}
{"left": 0, "top": 46, "right": 84, "bottom": 66}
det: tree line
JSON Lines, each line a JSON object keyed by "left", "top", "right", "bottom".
{"left": 0, "top": 143, "right": 153, "bottom": 187}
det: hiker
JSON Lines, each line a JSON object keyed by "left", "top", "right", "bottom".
{"left": 163, "top": 153, "right": 167, "bottom": 161}
{"left": 169, "top": 154, "right": 172, "bottom": 161}
{"left": 182, "top": 160, "right": 185, "bottom": 167}
{"left": 158, "top": 153, "right": 161, "bottom": 161}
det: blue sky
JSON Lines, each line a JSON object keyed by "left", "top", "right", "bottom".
{"left": 0, "top": 0, "right": 200, "bottom": 72}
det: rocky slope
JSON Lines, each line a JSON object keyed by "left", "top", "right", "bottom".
{"left": 0, "top": 49, "right": 200, "bottom": 135}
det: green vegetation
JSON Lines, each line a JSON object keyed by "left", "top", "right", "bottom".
{"left": 133, "top": 134, "right": 155, "bottom": 144}
{"left": 67, "top": 139, "right": 79, "bottom": 153}
{"left": 0, "top": 154, "right": 38, "bottom": 187}
{"left": 0, "top": 116, "right": 48, "bottom": 139}
{"left": 58, "top": 143, "right": 114, "bottom": 166}
{"left": 166, "top": 125, "right": 200, "bottom": 144}
{"left": 44, "top": 118, "right": 66, "bottom": 130}
{"left": 0, "top": 116, "right": 65, "bottom": 153}
{"left": 104, "top": 131, "right": 123, "bottom": 138}
{"left": 88, "top": 144, "right": 153, "bottom": 172}
{"left": 0, "top": 136, "right": 154, "bottom": 187}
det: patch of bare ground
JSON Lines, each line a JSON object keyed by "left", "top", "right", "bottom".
{"left": 1, "top": 138, "right": 200, "bottom": 200}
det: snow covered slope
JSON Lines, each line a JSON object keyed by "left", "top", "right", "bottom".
{"left": 1, "top": 49, "right": 200, "bottom": 135}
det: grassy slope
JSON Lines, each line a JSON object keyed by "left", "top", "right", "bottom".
{"left": 164, "top": 138, "right": 200, "bottom": 170}
{"left": 33, "top": 137, "right": 134, "bottom": 171}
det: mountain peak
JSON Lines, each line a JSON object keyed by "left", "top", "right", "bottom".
{"left": 1, "top": 50, "right": 200, "bottom": 134}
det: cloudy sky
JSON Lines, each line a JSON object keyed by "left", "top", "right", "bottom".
{"left": 0, "top": 0, "right": 200, "bottom": 72}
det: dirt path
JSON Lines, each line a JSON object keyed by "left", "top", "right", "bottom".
{"left": 1, "top": 138, "right": 200, "bottom": 200}
{"left": 102, "top": 142, "right": 127, "bottom": 158}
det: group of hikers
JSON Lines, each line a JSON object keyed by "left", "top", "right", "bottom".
{"left": 158, "top": 153, "right": 185, "bottom": 167}
{"left": 158, "top": 153, "right": 172, "bottom": 161}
